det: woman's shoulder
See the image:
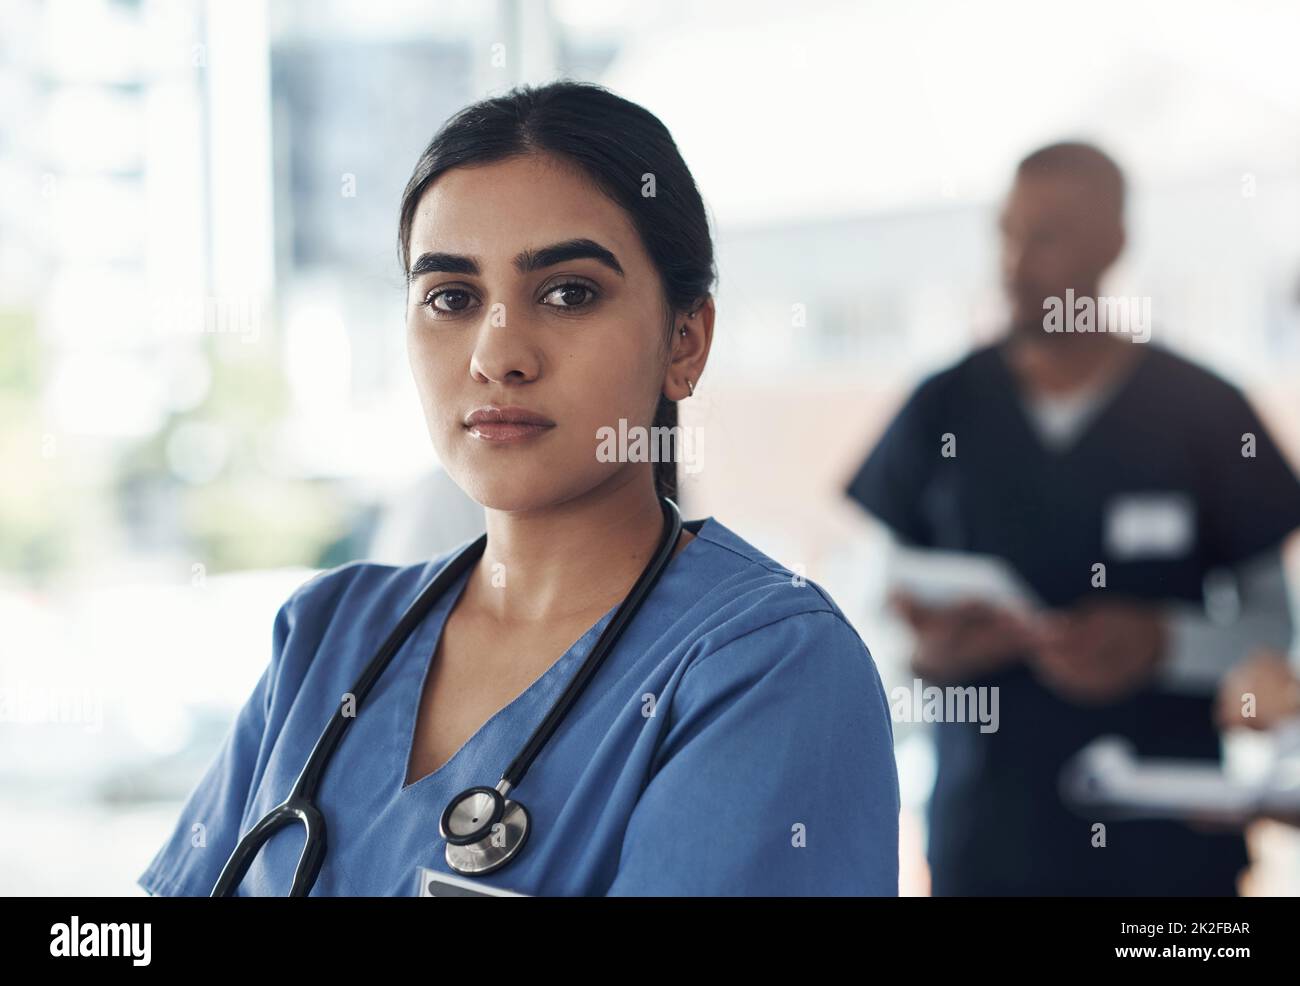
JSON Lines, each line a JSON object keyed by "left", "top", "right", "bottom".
{"left": 654, "top": 519, "right": 897, "bottom": 818}
{"left": 282, "top": 539, "right": 477, "bottom": 614}
{"left": 679, "top": 516, "right": 852, "bottom": 616}
{"left": 270, "top": 540, "right": 480, "bottom": 658}
{"left": 674, "top": 516, "right": 874, "bottom": 669}
{"left": 255, "top": 544, "right": 479, "bottom": 711}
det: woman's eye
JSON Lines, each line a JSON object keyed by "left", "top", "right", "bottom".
{"left": 423, "top": 288, "right": 478, "bottom": 314}
{"left": 540, "top": 282, "right": 597, "bottom": 309}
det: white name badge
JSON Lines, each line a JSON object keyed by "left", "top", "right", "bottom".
{"left": 416, "top": 866, "right": 529, "bottom": 896}
{"left": 1103, "top": 493, "right": 1196, "bottom": 560}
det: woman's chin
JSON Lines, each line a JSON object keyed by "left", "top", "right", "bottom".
{"left": 453, "top": 470, "right": 579, "bottom": 514}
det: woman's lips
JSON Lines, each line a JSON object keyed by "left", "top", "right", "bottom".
{"left": 468, "top": 421, "right": 553, "bottom": 442}
{"left": 463, "top": 405, "right": 556, "bottom": 443}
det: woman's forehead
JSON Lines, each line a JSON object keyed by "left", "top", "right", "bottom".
{"left": 408, "top": 154, "right": 646, "bottom": 268}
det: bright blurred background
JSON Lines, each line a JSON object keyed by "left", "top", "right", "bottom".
{"left": 2, "top": 0, "right": 1299, "bottom": 895}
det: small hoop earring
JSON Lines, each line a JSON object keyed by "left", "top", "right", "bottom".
{"left": 686, "top": 378, "right": 695, "bottom": 397}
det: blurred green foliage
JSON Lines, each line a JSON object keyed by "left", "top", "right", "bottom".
{"left": 115, "top": 330, "right": 349, "bottom": 574}
{"left": 0, "top": 307, "right": 74, "bottom": 580}
{"left": 1, "top": 306, "right": 350, "bottom": 585}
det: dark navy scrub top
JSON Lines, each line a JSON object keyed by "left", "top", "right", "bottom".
{"left": 138, "top": 517, "right": 900, "bottom": 896}
{"left": 847, "top": 341, "right": 1300, "bottom": 895}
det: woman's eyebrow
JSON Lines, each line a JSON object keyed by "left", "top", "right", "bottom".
{"left": 514, "top": 238, "right": 624, "bottom": 277}
{"left": 407, "top": 238, "right": 624, "bottom": 284}
{"left": 407, "top": 252, "right": 479, "bottom": 282}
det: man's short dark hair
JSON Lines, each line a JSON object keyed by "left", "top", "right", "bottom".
{"left": 1016, "top": 141, "right": 1126, "bottom": 216}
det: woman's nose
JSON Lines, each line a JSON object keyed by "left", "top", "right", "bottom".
{"left": 468, "top": 303, "right": 542, "bottom": 384}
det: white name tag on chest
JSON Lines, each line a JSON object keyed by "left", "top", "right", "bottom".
{"left": 1104, "top": 493, "right": 1196, "bottom": 560}
{"left": 416, "top": 867, "right": 529, "bottom": 896}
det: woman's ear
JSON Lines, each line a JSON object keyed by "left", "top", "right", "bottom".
{"left": 665, "top": 296, "right": 715, "bottom": 401}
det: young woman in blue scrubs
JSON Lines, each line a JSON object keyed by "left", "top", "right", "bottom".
{"left": 138, "top": 81, "right": 899, "bottom": 897}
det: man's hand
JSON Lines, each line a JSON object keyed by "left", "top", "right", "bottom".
{"left": 1028, "top": 600, "right": 1167, "bottom": 704}
{"left": 890, "top": 591, "right": 1036, "bottom": 683}
{"left": 1215, "top": 649, "right": 1300, "bottom": 732}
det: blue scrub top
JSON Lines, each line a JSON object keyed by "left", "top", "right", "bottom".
{"left": 138, "top": 516, "right": 900, "bottom": 896}
{"left": 847, "top": 341, "right": 1300, "bottom": 895}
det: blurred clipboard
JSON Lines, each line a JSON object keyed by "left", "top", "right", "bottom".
{"left": 887, "top": 544, "right": 1043, "bottom": 612}
{"left": 1060, "top": 730, "right": 1300, "bottom": 826}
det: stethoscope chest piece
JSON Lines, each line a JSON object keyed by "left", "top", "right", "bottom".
{"left": 440, "top": 783, "right": 531, "bottom": 875}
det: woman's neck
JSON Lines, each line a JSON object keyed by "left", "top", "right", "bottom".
{"left": 470, "top": 474, "right": 677, "bottom": 626}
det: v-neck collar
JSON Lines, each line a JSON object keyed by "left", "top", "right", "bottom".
{"left": 393, "top": 515, "right": 713, "bottom": 796}
{"left": 991, "top": 339, "right": 1150, "bottom": 458}
{"left": 394, "top": 561, "right": 612, "bottom": 794}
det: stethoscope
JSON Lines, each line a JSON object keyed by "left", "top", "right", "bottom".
{"left": 211, "top": 496, "right": 684, "bottom": 896}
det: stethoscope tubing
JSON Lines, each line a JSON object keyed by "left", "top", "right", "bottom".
{"left": 212, "top": 534, "right": 486, "bottom": 896}
{"left": 292, "top": 534, "right": 488, "bottom": 803}
{"left": 501, "top": 496, "right": 681, "bottom": 787}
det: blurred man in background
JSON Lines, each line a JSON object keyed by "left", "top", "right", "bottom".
{"left": 846, "top": 142, "right": 1300, "bottom": 895}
